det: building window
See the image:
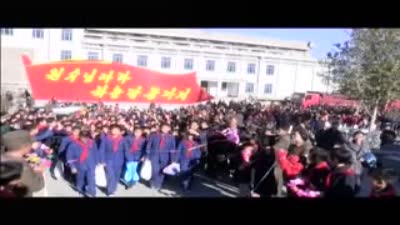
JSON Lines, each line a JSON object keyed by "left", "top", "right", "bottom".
{"left": 264, "top": 84, "right": 273, "bottom": 94}
{"left": 1, "top": 28, "right": 13, "bottom": 36}
{"left": 206, "top": 60, "right": 215, "bottom": 71}
{"left": 113, "top": 53, "right": 123, "bottom": 63}
{"left": 247, "top": 63, "right": 256, "bottom": 74}
{"left": 222, "top": 82, "right": 228, "bottom": 90}
{"left": 227, "top": 62, "right": 236, "bottom": 73}
{"left": 266, "top": 65, "right": 275, "bottom": 75}
{"left": 161, "top": 57, "right": 171, "bottom": 69}
{"left": 245, "top": 83, "right": 254, "bottom": 93}
{"left": 61, "top": 29, "right": 72, "bottom": 41}
{"left": 32, "top": 29, "right": 44, "bottom": 39}
{"left": 87, "top": 52, "right": 99, "bottom": 60}
{"left": 60, "top": 50, "right": 72, "bottom": 60}
{"left": 137, "top": 55, "right": 148, "bottom": 67}
{"left": 184, "top": 58, "right": 193, "bottom": 70}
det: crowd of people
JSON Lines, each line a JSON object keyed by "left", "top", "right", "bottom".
{"left": 1, "top": 99, "right": 399, "bottom": 198}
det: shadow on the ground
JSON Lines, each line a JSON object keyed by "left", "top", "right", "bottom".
{"left": 160, "top": 172, "right": 239, "bottom": 197}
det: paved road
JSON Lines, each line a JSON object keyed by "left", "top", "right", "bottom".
{"left": 34, "top": 170, "right": 399, "bottom": 197}
{"left": 34, "top": 171, "right": 240, "bottom": 197}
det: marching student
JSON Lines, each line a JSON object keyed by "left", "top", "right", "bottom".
{"left": 58, "top": 126, "right": 81, "bottom": 182}
{"left": 102, "top": 124, "right": 124, "bottom": 196}
{"left": 324, "top": 147, "right": 359, "bottom": 198}
{"left": 146, "top": 123, "right": 176, "bottom": 191}
{"left": 66, "top": 130, "right": 97, "bottom": 197}
{"left": 175, "top": 132, "right": 201, "bottom": 192}
{"left": 122, "top": 126, "right": 146, "bottom": 189}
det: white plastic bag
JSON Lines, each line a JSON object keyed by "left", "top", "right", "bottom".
{"left": 140, "top": 159, "right": 152, "bottom": 181}
{"left": 95, "top": 165, "right": 107, "bottom": 187}
{"left": 54, "top": 161, "right": 63, "bottom": 179}
{"left": 163, "top": 162, "right": 181, "bottom": 176}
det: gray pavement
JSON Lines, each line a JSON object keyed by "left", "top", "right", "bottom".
{"left": 34, "top": 171, "right": 240, "bottom": 198}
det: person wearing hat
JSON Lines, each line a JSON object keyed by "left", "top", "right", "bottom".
{"left": 1, "top": 130, "right": 44, "bottom": 197}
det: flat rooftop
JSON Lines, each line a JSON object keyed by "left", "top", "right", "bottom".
{"left": 86, "top": 28, "right": 310, "bottom": 51}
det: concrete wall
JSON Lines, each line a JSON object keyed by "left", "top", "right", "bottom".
{"left": 1, "top": 47, "right": 35, "bottom": 92}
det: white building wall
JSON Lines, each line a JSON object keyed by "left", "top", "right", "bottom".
{"left": 276, "top": 63, "right": 297, "bottom": 99}
{"left": 1, "top": 28, "right": 329, "bottom": 101}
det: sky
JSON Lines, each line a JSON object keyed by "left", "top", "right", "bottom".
{"left": 203, "top": 29, "right": 351, "bottom": 59}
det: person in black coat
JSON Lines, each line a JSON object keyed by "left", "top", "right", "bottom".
{"left": 325, "top": 147, "right": 359, "bottom": 198}
{"left": 317, "top": 120, "right": 346, "bottom": 151}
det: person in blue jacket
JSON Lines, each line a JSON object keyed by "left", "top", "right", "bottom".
{"left": 146, "top": 123, "right": 176, "bottom": 191}
{"left": 66, "top": 130, "right": 97, "bottom": 197}
{"left": 58, "top": 126, "right": 81, "bottom": 157}
{"left": 175, "top": 132, "right": 202, "bottom": 192}
{"left": 122, "top": 126, "right": 146, "bottom": 189}
{"left": 58, "top": 126, "right": 81, "bottom": 182}
{"left": 101, "top": 124, "right": 124, "bottom": 196}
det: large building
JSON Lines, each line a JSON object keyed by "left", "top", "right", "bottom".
{"left": 1, "top": 28, "right": 329, "bottom": 100}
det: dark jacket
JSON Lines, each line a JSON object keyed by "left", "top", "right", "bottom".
{"left": 306, "top": 161, "right": 330, "bottom": 192}
{"left": 317, "top": 128, "right": 345, "bottom": 150}
{"left": 1, "top": 155, "right": 45, "bottom": 197}
{"left": 325, "top": 165, "right": 358, "bottom": 198}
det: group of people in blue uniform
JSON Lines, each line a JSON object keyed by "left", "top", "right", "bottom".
{"left": 31, "top": 113, "right": 207, "bottom": 197}
{"left": 54, "top": 123, "right": 205, "bottom": 197}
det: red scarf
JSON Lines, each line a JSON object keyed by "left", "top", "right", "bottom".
{"left": 76, "top": 140, "right": 92, "bottom": 163}
{"left": 109, "top": 135, "right": 122, "bottom": 152}
{"left": 185, "top": 140, "right": 194, "bottom": 158}
{"left": 325, "top": 167, "right": 354, "bottom": 188}
{"left": 70, "top": 134, "right": 78, "bottom": 142}
{"left": 160, "top": 134, "right": 166, "bottom": 150}
{"left": 37, "top": 125, "right": 48, "bottom": 132}
{"left": 131, "top": 137, "right": 142, "bottom": 153}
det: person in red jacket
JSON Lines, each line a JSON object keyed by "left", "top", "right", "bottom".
{"left": 286, "top": 147, "right": 330, "bottom": 198}
{"left": 369, "top": 168, "right": 398, "bottom": 198}
{"left": 276, "top": 126, "right": 310, "bottom": 180}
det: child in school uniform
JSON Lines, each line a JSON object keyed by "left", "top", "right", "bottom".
{"left": 122, "top": 126, "right": 146, "bottom": 189}
{"left": 66, "top": 130, "right": 97, "bottom": 197}
{"left": 175, "top": 132, "right": 201, "bottom": 192}
{"left": 102, "top": 124, "right": 125, "bottom": 196}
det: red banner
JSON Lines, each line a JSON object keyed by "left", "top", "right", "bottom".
{"left": 22, "top": 55, "right": 213, "bottom": 104}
